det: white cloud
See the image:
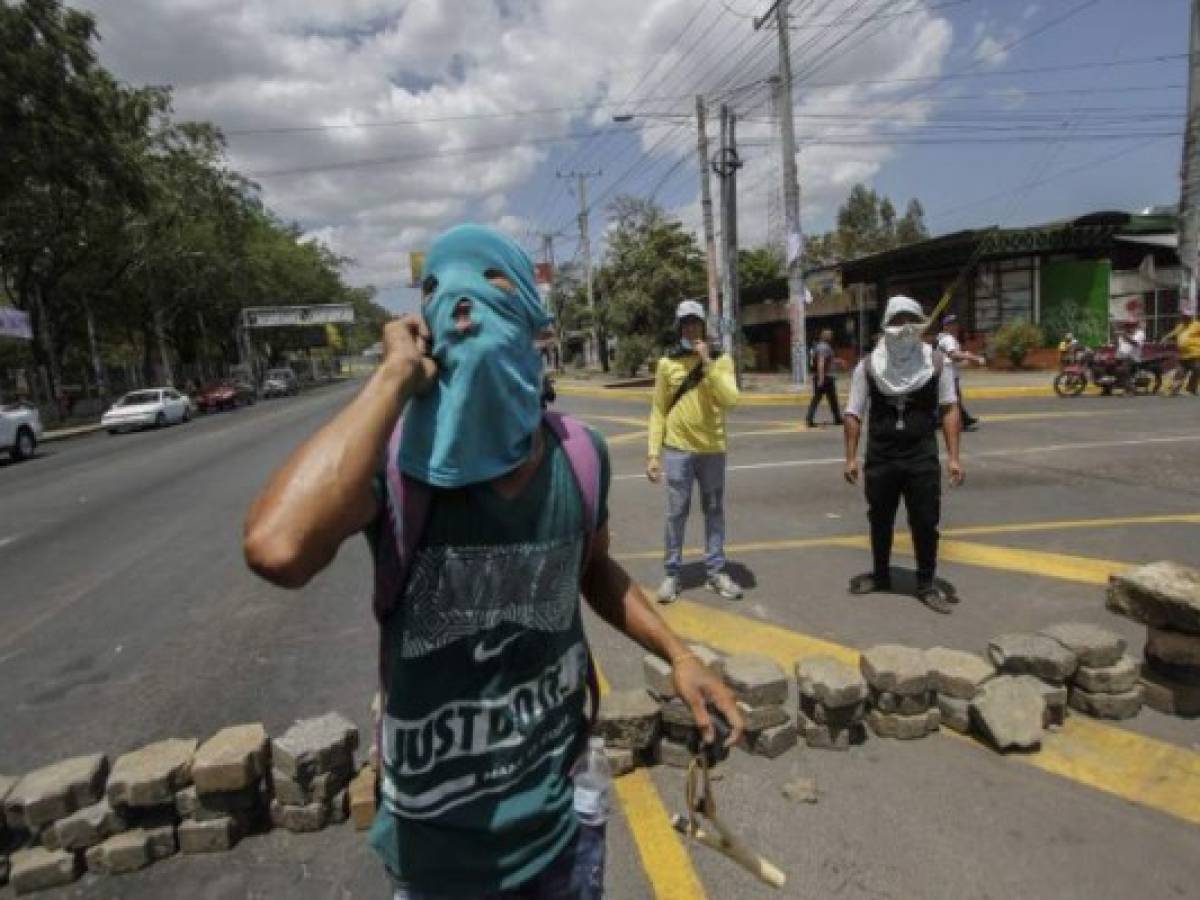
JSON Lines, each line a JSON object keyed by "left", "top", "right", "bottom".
{"left": 69, "top": 0, "right": 957, "bottom": 310}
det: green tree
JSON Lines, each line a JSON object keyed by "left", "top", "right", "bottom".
{"left": 737, "top": 246, "right": 786, "bottom": 305}
{"left": 895, "top": 198, "right": 928, "bottom": 246}
{"left": 598, "top": 196, "right": 704, "bottom": 357}
{"left": 804, "top": 184, "right": 930, "bottom": 265}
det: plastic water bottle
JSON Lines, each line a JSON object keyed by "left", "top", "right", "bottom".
{"left": 571, "top": 736, "right": 612, "bottom": 826}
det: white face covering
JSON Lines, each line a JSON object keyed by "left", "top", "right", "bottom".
{"left": 871, "top": 297, "right": 935, "bottom": 396}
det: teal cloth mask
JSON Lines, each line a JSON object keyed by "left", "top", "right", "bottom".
{"left": 399, "top": 224, "right": 551, "bottom": 488}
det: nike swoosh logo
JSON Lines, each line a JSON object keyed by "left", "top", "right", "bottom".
{"left": 473, "top": 631, "right": 523, "bottom": 663}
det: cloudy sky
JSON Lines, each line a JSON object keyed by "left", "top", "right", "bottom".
{"left": 71, "top": 0, "right": 1190, "bottom": 313}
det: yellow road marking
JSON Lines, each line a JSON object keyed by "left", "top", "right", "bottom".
{"left": 578, "top": 414, "right": 655, "bottom": 429}
{"left": 943, "top": 513, "right": 1200, "bottom": 537}
{"left": 888, "top": 536, "right": 1127, "bottom": 585}
{"left": 660, "top": 600, "right": 1200, "bottom": 829}
{"left": 594, "top": 666, "right": 708, "bottom": 899}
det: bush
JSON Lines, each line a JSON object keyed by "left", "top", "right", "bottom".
{"left": 988, "top": 320, "right": 1044, "bottom": 368}
{"left": 614, "top": 335, "right": 654, "bottom": 377}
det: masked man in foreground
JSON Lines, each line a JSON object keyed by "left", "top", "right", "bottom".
{"left": 842, "top": 295, "right": 965, "bottom": 615}
{"left": 244, "top": 225, "right": 742, "bottom": 898}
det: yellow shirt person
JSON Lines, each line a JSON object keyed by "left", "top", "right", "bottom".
{"left": 646, "top": 300, "right": 742, "bottom": 604}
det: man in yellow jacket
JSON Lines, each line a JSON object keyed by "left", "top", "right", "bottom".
{"left": 646, "top": 300, "right": 742, "bottom": 603}
{"left": 1165, "top": 313, "right": 1200, "bottom": 396}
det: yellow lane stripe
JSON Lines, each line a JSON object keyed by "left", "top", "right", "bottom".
{"left": 594, "top": 666, "right": 708, "bottom": 899}
{"left": 578, "top": 414, "right": 655, "bottom": 429}
{"left": 889, "top": 536, "right": 1128, "bottom": 585}
{"left": 943, "top": 513, "right": 1200, "bottom": 537}
{"left": 660, "top": 600, "right": 1200, "bottom": 828}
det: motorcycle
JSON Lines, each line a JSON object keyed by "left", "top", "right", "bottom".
{"left": 1054, "top": 343, "right": 1175, "bottom": 397}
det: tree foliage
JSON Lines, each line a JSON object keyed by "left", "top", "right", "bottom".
{"left": 596, "top": 197, "right": 705, "bottom": 353}
{"left": 0, "top": 0, "right": 385, "bottom": 401}
{"left": 805, "top": 184, "right": 929, "bottom": 265}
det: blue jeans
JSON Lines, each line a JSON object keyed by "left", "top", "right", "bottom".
{"left": 391, "top": 824, "right": 606, "bottom": 899}
{"left": 663, "top": 448, "right": 727, "bottom": 579}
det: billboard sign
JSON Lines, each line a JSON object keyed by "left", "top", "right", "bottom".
{"left": 243, "top": 305, "right": 355, "bottom": 328}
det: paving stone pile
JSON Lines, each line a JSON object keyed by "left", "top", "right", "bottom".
{"left": 925, "top": 647, "right": 995, "bottom": 734}
{"left": 860, "top": 646, "right": 940, "bottom": 740}
{"left": 794, "top": 657, "right": 867, "bottom": 750}
{"left": 637, "top": 645, "right": 735, "bottom": 768}
{"left": 723, "top": 653, "right": 797, "bottom": 759}
{"left": 270, "top": 713, "right": 358, "bottom": 833}
{"left": 0, "top": 712, "right": 368, "bottom": 894}
{"left": 1107, "top": 561, "right": 1200, "bottom": 718}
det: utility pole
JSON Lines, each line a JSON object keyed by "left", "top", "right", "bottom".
{"left": 714, "top": 104, "right": 743, "bottom": 381}
{"left": 756, "top": 0, "right": 807, "bottom": 386}
{"left": 1180, "top": 0, "right": 1200, "bottom": 316}
{"left": 558, "top": 170, "right": 603, "bottom": 370}
{"left": 696, "top": 95, "right": 722, "bottom": 326}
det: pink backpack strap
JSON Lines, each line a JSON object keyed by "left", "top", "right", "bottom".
{"left": 374, "top": 418, "right": 431, "bottom": 624}
{"left": 543, "top": 411, "right": 601, "bottom": 547}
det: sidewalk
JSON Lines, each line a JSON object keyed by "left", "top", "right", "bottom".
{"left": 43, "top": 422, "right": 105, "bottom": 442}
{"left": 556, "top": 367, "right": 1055, "bottom": 405}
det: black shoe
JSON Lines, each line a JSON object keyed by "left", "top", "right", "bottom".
{"left": 963, "top": 421, "right": 980, "bottom": 432}
{"left": 915, "top": 583, "right": 954, "bottom": 614}
{"left": 849, "top": 573, "right": 891, "bottom": 594}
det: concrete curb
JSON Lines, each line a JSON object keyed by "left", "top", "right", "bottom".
{"left": 42, "top": 424, "right": 106, "bottom": 443}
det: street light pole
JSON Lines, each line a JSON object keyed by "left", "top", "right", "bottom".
{"left": 1179, "top": 0, "right": 1200, "bottom": 315}
{"left": 558, "top": 170, "right": 602, "bottom": 370}
{"left": 715, "top": 104, "right": 743, "bottom": 383}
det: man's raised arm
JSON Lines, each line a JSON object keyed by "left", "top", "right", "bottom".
{"left": 244, "top": 316, "right": 435, "bottom": 589}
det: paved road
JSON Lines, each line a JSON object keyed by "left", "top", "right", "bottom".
{"left": 1, "top": 379, "right": 1198, "bottom": 898}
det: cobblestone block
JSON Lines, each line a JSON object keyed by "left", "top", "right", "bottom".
{"left": 10, "top": 847, "right": 78, "bottom": 894}
{"left": 107, "top": 738, "right": 197, "bottom": 808}
{"left": 192, "top": 725, "right": 268, "bottom": 795}
{"left": 860, "top": 645, "right": 931, "bottom": 696}
{"left": 4, "top": 754, "right": 108, "bottom": 831}
{"left": 925, "top": 647, "right": 994, "bottom": 700}
{"left": 596, "top": 690, "right": 661, "bottom": 751}
{"left": 723, "top": 654, "right": 788, "bottom": 707}
{"left": 866, "top": 708, "right": 940, "bottom": 740}
{"left": 178, "top": 816, "right": 241, "bottom": 853}
{"left": 1106, "top": 562, "right": 1200, "bottom": 633}
{"left": 271, "top": 713, "right": 358, "bottom": 783}
{"left": 1038, "top": 622, "right": 1126, "bottom": 668}
{"left": 795, "top": 656, "right": 867, "bottom": 708}
{"left": 1068, "top": 685, "right": 1142, "bottom": 720}
{"left": 1073, "top": 656, "right": 1139, "bottom": 694}
{"left": 42, "top": 798, "right": 124, "bottom": 851}
{"left": 988, "top": 633, "right": 1078, "bottom": 683}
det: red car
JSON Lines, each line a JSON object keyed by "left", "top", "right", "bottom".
{"left": 194, "top": 380, "right": 256, "bottom": 413}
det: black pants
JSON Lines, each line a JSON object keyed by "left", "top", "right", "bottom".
{"left": 953, "top": 376, "right": 975, "bottom": 426}
{"left": 806, "top": 377, "right": 842, "bottom": 425}
{"left": 864, "top": 456, "right": 941, "bottom": 587}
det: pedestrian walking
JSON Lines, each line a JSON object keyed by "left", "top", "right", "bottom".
{"left": 647, "top": 299, "right": 743, "bottom": 604}
{"left": 1164, "top": 313, "right": 1200, "bottom": 395}
{"left": 805, "top": 328, "right": 842, "bottom": 428}
{"left": 244, "top": 226, "right": 742, "bottom": 899}
{"left": 843, "top": 296, "right": 965, "bottom": 614}
{"left": 935, "top": 314, "right": 984, "bottom": 431}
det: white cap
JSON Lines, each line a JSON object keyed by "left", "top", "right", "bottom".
{"left": 882, "top": 295, "right": 927, "bottom": 326}
{"left": 675, "top": 299, "right": 706, "bottom": 323}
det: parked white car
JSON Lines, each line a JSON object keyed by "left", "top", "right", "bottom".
{"left": 101, "top": 388, "right": 191, "bottom": 434}
{"left": 0, "top": 400, "right": 43, "bottom": 461}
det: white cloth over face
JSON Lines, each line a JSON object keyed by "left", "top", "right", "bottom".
{"left": 870, "top": 295, "right": 935, "bottom": 396}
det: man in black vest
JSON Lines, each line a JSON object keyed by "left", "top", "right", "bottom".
{"left": 842, "top": 296, "right": 964, "bottom": 614}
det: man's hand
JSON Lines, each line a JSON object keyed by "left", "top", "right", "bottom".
{"left": 844, "top": 458, "right": 860, "bottom": 485}
{"left": 948, "top": 458, "right": 965, "bottom": 486}
{"left": 693, "top": 340, "right": 712, "bottom": 365}
{"left": 646, "top": 456, "right": 662, "bottom": 483}
{"left": 672, "top": 657, "right": 745, "bottom": 748}
{"left": 382, "top": 315, "right": 437, "bottom": 392}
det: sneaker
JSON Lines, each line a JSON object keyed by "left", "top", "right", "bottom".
{"left": 915, "top": 584, "right": 955, "bottom": 614}
{"left": 707, "top": 572, "right": 743, "bottom": 600}
{"left": 656, "top": 575, "right": 680, "bottom": 604}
